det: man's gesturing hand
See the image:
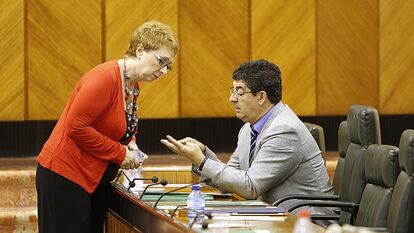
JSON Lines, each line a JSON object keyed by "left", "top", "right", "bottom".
{"left": 161, "top": 135, "right": 204, "bottom": 166}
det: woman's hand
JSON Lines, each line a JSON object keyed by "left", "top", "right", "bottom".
{"left": 120, "top": 146, "right": 140, "bottom": 170}
{"left": 127, "top": 141, "right": 149, "bottom": 162}
{"left": 160, "top": 135, "right": 204, "bottom": 166}
{"left": 127, "top": 141, "right": 139, "bottom": 151}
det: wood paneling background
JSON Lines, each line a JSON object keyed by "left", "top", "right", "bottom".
{"left": 252, "top": 0, "right": 316, "bottom": 116}
{"left": 1, "top": 0, "right": 414, "bottom": 121}
{"left": 317, "top": 0, "right": 379, "bottom": 115}
{"left": 180, "top": 0, "right": 249, "bottom": 117}
{"left": 0, "top": 0, "right": 25, "bottom": 120}
{"left": 380, "top": 0, "right": 414, "bottom": 114}
{"left": 27, "top": 0, "right": 101, "bottom": 120}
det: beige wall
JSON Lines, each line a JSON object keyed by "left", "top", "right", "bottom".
{"left": 1, "top": 0, "right": 413, "bottom": 121}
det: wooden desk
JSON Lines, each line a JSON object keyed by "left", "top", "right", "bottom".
{"left": 106, "top": 183, "right": 325, "bottom": 233}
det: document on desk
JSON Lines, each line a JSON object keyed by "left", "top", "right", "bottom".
{"left": 130, "top": 188, "right": 165, "bottom": 194}
{"left": 192, "top": 222, "right": 254, "bottom": 229}
{"left": 141, "top": 194, "right": 214, "bottom": 202}
{"left": 156, "top": 200, "right": 269, "bottom": 211}
{"left": 206, "top": 206, "right": 286, "bottom": 216}
{"left": 144, "top": 189, "right": 233, "bottom": 197}
{"left": 211, "top": 215, "right": 287, "bottom": 221}
{"left": 205, "top": 200, "right": 268, "bottom": 207}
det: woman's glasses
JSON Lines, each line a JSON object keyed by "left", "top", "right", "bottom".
{"left": 151, "top": 50, "right": 172, "bottom": 71}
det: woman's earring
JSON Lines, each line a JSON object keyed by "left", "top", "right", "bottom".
{"left": 136, "top": 49, "right": 142, "bottom": 60}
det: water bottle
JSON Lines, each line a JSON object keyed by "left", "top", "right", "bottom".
{"left": 293, "top": 210, "right": 315, "bottom": 233}
{"left": 187, "top": 184, "right": 205, "bottom": 224}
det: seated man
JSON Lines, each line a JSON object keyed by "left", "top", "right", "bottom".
{"left": 161, "top": 59, "right": 333, "bottom": 208}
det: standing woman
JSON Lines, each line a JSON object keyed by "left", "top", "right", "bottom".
{"left": 36, "top": 21, "right": 179, "bottom": 233}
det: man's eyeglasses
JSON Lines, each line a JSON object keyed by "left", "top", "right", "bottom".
{"left": 229, "top": 87, "right": 253, "bottom": 98}
{"left": 151, "top": 50, "right": 172, "bottom": 71}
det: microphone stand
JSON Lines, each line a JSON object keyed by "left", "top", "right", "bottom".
{"left": 153, "top": 183, "right": 196, "bottom": 208}
{"left": 128, "top": 176, "right": 159, "bottom": 191}
{"left": 170, "top": 204, "right": 187, "bottom": 218}
{"left": 188, "top": 209, "right": 204, "bottom": 229}
{"left": 153, "top": 179, "right": 209, "bottom": 208}
{"left": 139, "top": 179, "right": 168, "bottom": 199}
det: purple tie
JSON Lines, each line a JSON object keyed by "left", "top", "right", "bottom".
{"left": 249, "top": 125, "right": 259, "bottom": 167}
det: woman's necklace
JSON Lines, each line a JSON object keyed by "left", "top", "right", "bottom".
{"left": 123, "top": 58, "right": 139, "bottom": 138}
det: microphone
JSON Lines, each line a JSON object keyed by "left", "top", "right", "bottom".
{"left": 128, "top": 176, "right": 159, "bottom": 191}
{"left": 170, "top": 204, "right": 187, "bottom": 218}
{"left": 201, "top": 220, "right": 209, "bottom": 229}
{"left": 153, "top": 178, "right": 210, "bottom": 208}
{"left": 139, "top": 179, "right": 168, "bottom": 198}
{"left": 188, "top": 209, "right": 205, "bottom": 229}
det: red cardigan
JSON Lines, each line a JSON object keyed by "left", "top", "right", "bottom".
{"left": 37, "top": 60, "right": 128, "bottom": 193}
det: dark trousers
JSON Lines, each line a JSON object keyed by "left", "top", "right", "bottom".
{"left": 36, "top": 163, "right": 119, "bottom": 233}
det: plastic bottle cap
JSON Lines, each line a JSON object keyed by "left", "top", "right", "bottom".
{"left": 298, "top": 210, "right": 310, "bottom": 218}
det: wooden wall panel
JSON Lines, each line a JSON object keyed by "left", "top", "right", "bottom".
{"left": 0, "top": 0, "right": 25, "bottom": 120}
{"left": 380, "top": 0, "right": 414, "bottom": 114}
{"left": 251, "top": 0, "right": 316, "bottom": 116}
{"left": 106, "top": 0, "right": 178, "bottom": 119}
{"left": 317, "top": 0, "right": 379, "bottom": 115}
{"left": 143, "top": 171, "right": 192, "bottom": 184}
{"left": 3, "top": 0, "right": 414, "bottom": 122}
{"left": 27, "top": 0, "right": 101, "bottom": 120}
{"left": 180, "top": 0, "right": 249, "bottom": 117}
{"left": 106, "top": 212, "right": 140, "bottom": 233}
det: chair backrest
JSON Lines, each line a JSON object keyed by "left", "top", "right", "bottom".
{"left": 339, "top": 105, "right": 381, "bottom": 225}
{"left": 332, "top": 121, "right": 350, "bottom": 195}
{"left": 354, "top": 144, "right": 399, "bottom": 227}
{"left": 386, "top": 129, "right": 414, "bottom": 233}
{"left": 304, "top": 122, "right": 326, "bottom": 161}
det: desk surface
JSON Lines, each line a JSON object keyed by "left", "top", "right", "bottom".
{"left": 107, "top": 183, "right": 325, "bottom": 233}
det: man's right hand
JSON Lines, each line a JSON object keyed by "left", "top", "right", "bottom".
{"left": 179, "top": 137, "right": 206, "bottom": 152}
